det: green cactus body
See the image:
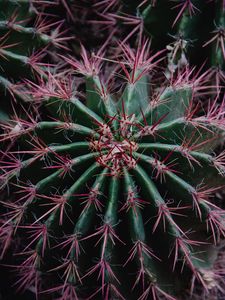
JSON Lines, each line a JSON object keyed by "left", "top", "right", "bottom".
{"left": 1, "top": 1, "right": 225, "bottom": 300}
{"left": 0, "top": 0, "right": 71, "bottom": 118}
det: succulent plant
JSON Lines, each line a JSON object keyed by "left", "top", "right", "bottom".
{"left": 1, "top": 1, "right": 225, "bottom": 300}
{"left": 1, "top": 36, "right": 225, "bottom": 300}
{"left": 0, "top": 0, "right": 74, "bottom": 120}
{"left": 89, "top": 1, "right": 225, "bottom": 77}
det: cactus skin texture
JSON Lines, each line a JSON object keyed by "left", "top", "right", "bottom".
{"left": 1, "top": 1, "right": 225, "bottom": 300}
{"left": 88, "top": 0, "right": 225, "bottom": 84}
{"left": 0, "top": 0, "right": 72, "bottom": 120}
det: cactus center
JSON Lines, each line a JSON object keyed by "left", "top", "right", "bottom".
{"left": 90, "top": 113, "right": 140, "bottom": 175}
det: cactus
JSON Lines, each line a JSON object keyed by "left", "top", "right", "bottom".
{"left": 1, "top": 1, "right": 225, "bottom": 300}
{"left": 0, "top": 0, "right": 73, "bottom": 119}
{"left": 88, "top": 1, "right": 225, "bottom": 78}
